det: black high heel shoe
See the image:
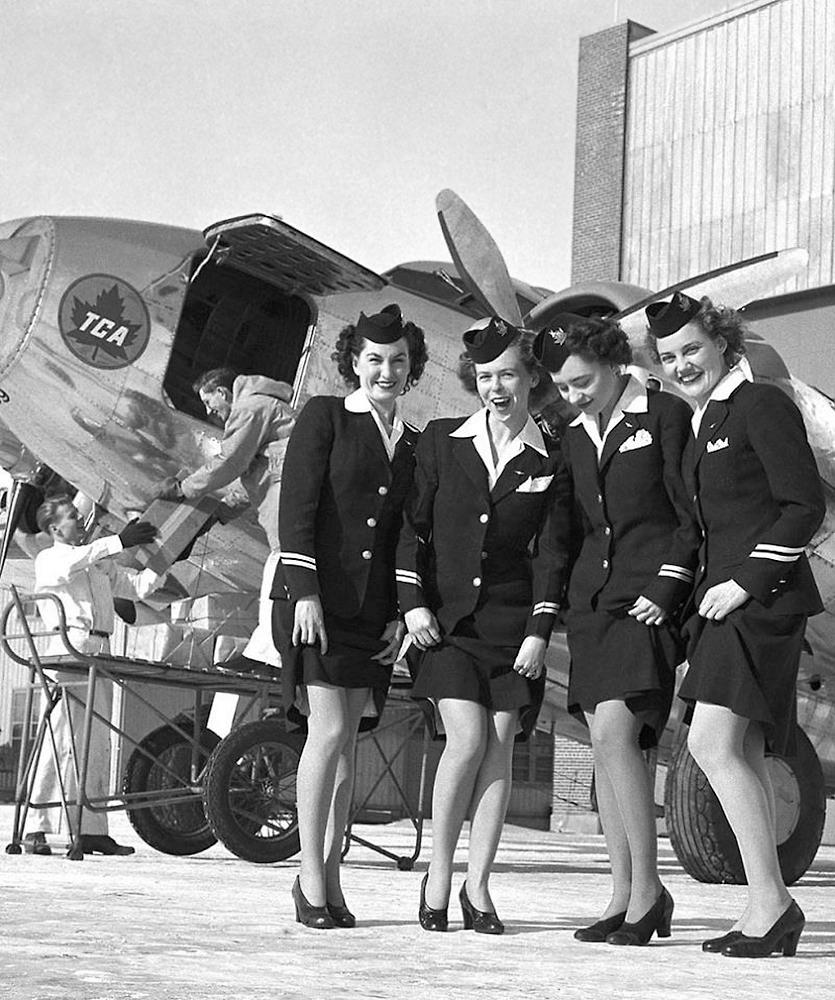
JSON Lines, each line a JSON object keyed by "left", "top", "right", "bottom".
{"left": 573, "top": 911, "right": 627, "bottom": 942}
{"left": 606, "top": 887, "right": 673, "bottom": 946}
{"left": 292, "top": 876, "right": 334, "bottom": 929}
{"left": 326, "top": 899, "right": 356, "bottom": 929}
{"left": 702, "top": 930, "right": 742, "bottom": 953}
{"left": 419, "top": 873, "right": 448, "bottom": 932}
{"left": 459, "top": 883, "right": 505, "bottom": 935}
{"left": 721, "top": 900, "right": 805, "bottom": 958}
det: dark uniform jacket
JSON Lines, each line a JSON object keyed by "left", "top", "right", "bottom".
{"left": 563, "top": 383, "right": 699, "bottom": 616}
{"left": 271, "top": 394, "right": 419, "bottom": 619}
{"left": 684, "top": 377, "right": 824, "bottom": 614}
{"left": 396, "top": 412, "right": 572, "bottom": 642}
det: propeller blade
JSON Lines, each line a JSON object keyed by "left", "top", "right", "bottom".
{"left": 610, "top": 248, "right": 809, "bottom": 323}
{"left": 615, "top": 248, "right": 810, "bottom": 364}
{"left": 0, "top": 480, "right": 37, "bottom": 580}
{"left": 436, "top": 189, "right": 523, "bottom": 327}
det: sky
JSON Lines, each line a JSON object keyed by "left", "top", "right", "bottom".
{"left": 1, "top": 0, "right": 738, "bottom": 291}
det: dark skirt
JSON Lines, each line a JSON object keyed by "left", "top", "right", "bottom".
{"left": 410, "top": 624, "right": 544, "bottom": 741}
{"left": 272, "top": 599, "right": 393, "bottom": 733}
{"left": 566, "top": 609, "right": 684, "bottom": 749}
{"left": 679, "top": 604, "right": 806, "bottom": 756}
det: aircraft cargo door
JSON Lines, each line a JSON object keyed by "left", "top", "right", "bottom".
{"left": 164, "top": 213, "right": 384, "bottom": 418}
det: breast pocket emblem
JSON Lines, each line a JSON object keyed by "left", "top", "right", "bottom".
{"left": 515, "top": 475, "right": 554, "bottom": 493}
{"left": 618, "top": 428, "right": 653, "bottom": 453}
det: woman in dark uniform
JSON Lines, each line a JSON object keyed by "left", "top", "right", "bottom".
{"left": 271, "top": 304, "right": 427, "bottom": 929}
{"left": 397, "top": 317, "right": 571, "bottom": 934}
{"left": 650, "top": 292, "right": 825, "bottom": 958}
{"left": 536, "top": 315, "right": 698, "bottom": 946}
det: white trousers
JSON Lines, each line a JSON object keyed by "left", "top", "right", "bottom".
{"left": 30, "top": 633, "right": 112, "bottom": 837}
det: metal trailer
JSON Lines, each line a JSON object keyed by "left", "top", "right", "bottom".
{"left": 1, "top": 586, "right": 430, "bottom": 868}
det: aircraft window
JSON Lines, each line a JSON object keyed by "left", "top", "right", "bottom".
{"left": 164, "top": 257, "right": 312, "bottom": 420}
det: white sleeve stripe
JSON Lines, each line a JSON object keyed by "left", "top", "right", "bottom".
{"left": 749, "top": 552, "right": 800, "bottom": 563}
{"left": 280, "top": 553, "right": 317, "bottom": 570}
{"left": 396, "top": 570, "right": 423, "bottom": 586}
{"left": 754, "top": 543, "right": 804, "bottom": 554}
{"left": 533, "top": 602, "right": 560, "bottom": 615}
{"left": 659, "top": 569, "right": 693, "bottom": 582}
{"left": 660, "top": 564, "right": 694, "bottom": 578}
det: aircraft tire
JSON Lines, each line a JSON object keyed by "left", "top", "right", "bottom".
{"left": 664, "top": 726, "right": 826, "bottom": 885}
{"left": 203, "top": 718, "right": 302, "bottom": 864}
{"left": 123, "top": 722, "right": 220, "bottom": 856}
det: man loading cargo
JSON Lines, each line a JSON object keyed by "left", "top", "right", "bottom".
{"left": 157, "top": 368, "right": 296, "bottom": 668}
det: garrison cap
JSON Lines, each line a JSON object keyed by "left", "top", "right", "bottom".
{"left": 645, "top": 291, "right": 702, "bottom": 338}
{"left": 532, "top": 312, "right": 586, "bottom": 373}
{"left": 462, "top": 316, "right": 521, "bottom": 363}
{"left": 356, "top": 303, "right": 405, "bottom": 344}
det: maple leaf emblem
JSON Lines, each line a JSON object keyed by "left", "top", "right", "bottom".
{"left": 494, "top": 318, "right": 508, "bottom": 337}
{"left": 67, "top": 284, "right": 141, "bottom": 362}
{"left": 549, "top": 328, "right": 567, "bottom": 345}
{"left": 59, "top": 274, "right": 150, "bottom": 370}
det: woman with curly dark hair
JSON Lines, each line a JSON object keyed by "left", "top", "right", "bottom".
{"left": 398, "top": 317, "right": 572, "bottom": 934}
{"left": 535, "top": 314, "right": 699, "bottom": 946}
{"left": 270, "top": 303, "right": 426, "bottom": 929}
{"left": 650, "top": 293, "right": 824, "bottom": 958}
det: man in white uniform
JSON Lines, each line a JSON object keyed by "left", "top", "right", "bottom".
{"left": 24, "top": 496, "right": 160, "bottom": 856}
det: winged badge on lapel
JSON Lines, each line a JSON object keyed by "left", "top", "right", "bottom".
{"left": 515, "top": 474, "right": 554, "bottom": 493}
{"left": 706, "top": 437, "right": 729, "bottom": 453}
{"left": 618, "top": 428, "right": 653, "bottom": 453}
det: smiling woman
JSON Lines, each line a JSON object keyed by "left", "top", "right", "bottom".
{"left": 534, "top": 312, "right": 699, "bottom": 946}
{"left": 269, "top": 303, "right": 427, "bottom": 929}
{"left": 397, "top": 316, "right": 572, "bottom": 934}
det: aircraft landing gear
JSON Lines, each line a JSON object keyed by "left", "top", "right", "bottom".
{"left": 664, "top": 725, "right": 826, "bottom": 885}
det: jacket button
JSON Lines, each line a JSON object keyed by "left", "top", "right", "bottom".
{"left": 604, "top": 526, "right": 611, "bottom": 536}
{"left": 596, "top": 493, "right": 603, "bottom": 504}
{"left": 366, "top": 517, "right": 377, "bottom": 527}
{"left": 361, "top": 550, "right": 372, "bottom": 560}
{"left": 472, "top": 577, "right": 481, "bottom": 587}
{"left": 481, "top": 551, "right": 488, "bottom": 560}
{"left": 602, "top": 559, "right": 609, "bottom": 569}
{"left": 479, "top": 513, "right": 489, "bottom": 523}
{"left": 378, "top": 486, "right": 388, "bottom": 495}
{"left": 693, "top": 494, "right": 698, "bottom": 503}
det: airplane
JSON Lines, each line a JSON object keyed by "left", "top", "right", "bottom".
{"left": 0, "top": 193, "right": 832, "bottom": 885}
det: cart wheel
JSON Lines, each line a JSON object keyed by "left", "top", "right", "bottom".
{"left": 123, "top": 722, "right": 220, "bottom": 856}
{"left": 203, "top": 718, "right": 303, "bottom": 864}
{"left": 5, "top": 843, "right": 22, "bottom": 855}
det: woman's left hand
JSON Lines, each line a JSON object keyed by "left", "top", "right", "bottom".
{"left": 372, "top": 619, "right": 407, "bottom": 665}
{"left": 513, "top": 635, "right": 547, "bottom": 680}
{"left": 628, "top": 595, "right": 666, "bottom": 626}
{"left": 699, "top": 579, "right": 750, "bottom": 620}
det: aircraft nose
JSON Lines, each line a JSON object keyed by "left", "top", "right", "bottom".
{"left": 0, "top": 232, "right": 43, "bottom": 376}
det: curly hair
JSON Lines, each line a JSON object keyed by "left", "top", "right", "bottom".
{"left": 555, "top": 316, "right": 632, "bottom": 369}
{"left": 693, "top": 297, "right": 747, "bottom": 363}
{"left": 331, "top": 310, "right": 428, "bottom": 392}
{"left": 648, "top": 296, "right": 747, "bottom": 364}
{"left": 457, "top": 329, "right": 553, "bottom": 412}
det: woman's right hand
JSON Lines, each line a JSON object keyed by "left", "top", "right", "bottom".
{"left": 404, "top": 607, "right": 441, "bottom": 650}
{"left": 293, "top": 595, "right": 328, "bottom": 653}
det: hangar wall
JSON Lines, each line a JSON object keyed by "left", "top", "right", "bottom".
{"left": 622, "top": 0, "right": 835, "bottom": 294}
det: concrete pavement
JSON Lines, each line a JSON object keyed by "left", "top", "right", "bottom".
{"left": 0, "top": 805, "right": 833, "bottom": 999}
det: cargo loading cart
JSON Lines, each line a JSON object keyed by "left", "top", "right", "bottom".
{"left": 1, "top": 586, "right": 431, "bottom": 867}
